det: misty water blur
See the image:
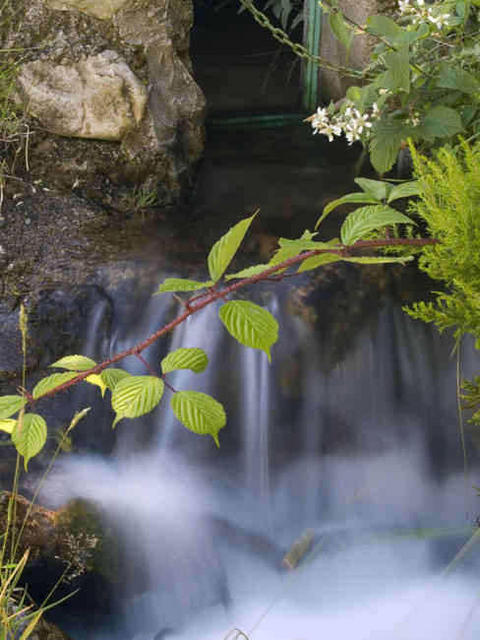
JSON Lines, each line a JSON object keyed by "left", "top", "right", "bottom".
{"left": 42, "top": 272, "right": 480, "bottom": 640}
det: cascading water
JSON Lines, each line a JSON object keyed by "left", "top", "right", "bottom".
{"left": 42, "top": 266, "right": 480, "bottom": 640}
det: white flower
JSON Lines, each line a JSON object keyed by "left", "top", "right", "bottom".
{"left": 398, "top": 0, "right": 411, "bottom": 14}
{"left": 371, "top": 102, "right": 380, "bottom": 118}
{"left": 319, "top": 122, "right": 343, "bottom": 141}
{"left": 427, "top": 11, "right": 450, "bottom": 28}
{"left": 310, "top": 106, "right": 329, "bottom": 134}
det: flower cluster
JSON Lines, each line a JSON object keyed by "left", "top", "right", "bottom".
{"left": 398, "top": 0, "right": 450, "bottom": 30}
{"left": 307, "top": 102, "right": 380, "bottom": 144}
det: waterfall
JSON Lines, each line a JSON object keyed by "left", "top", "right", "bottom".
{"left": 42, "top": 269, "right": 480, "bottom": 640}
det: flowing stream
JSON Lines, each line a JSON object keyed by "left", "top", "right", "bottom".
{"left": 42, "top": 261, "right": 480, "bottom": 640}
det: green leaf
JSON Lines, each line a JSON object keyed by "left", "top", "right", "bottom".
{"left": 33, "top": 372, "right": 79, "bottom": 399}
{"left": 329, "top": 11, "right": 353, "bottom": 51}
{"left": 85, "top": 374, "right": 107, "bottom": 397}
{"left": 342, "top": 256, "right": 414, "bottom": 264}
{"left": 219, "top": 300, "right": 279, "bottom": 361}
{"left": 0, "top": 419, "right": 16, "bottom": 434}
{"left": 387, "top": 180, "right": 421, "bottom": 202}
{"left": 462, "top": 105, "right": 478, "bottom": 126}
{"left": 101, "top": 368, "right": 131, "bottom": 391}
{"left": 225, "top": 264, "right": 272, "bottom": 280}
{"left": 161, "top": 348, "right": 209, "bottom": 375}
{"left": 369, "top": 120, "right": 406, "bottom": 174}
{"left": 340, "top": 205, "right": 415, "bottom": 245}
{"left": 316, "top": 192, "right": 380, "bottom": 229}
{"left": 366, "top": 15, "right": 402, "bottom": 40}
{"left": 297, "top": 253, "right": 342, "bottom": 272}
{"left": 155, "top": 278, "right": 214, "bottom": 294}
{"left": 49, "top": 355, "right": 97, "bottom": 371}
{"left": 382, "top": 47, "right": 410, "bottom": 93}
{"left": 207, "top": 213, "right": 257, "bottom": 282}
{"left": 421, "top": 106, "right": 464, "bottom": 140}
{"left": 170, "top": 391, "right": 226, "bottom": 447}
{"left": 346, "top": 86, "right": 362, "bottom": 104}
{"left": 11, "top": 413, "right": 47, "bottom": 470}
{"left": 111, "top": 375, "right": 164, "bottom": 427}
{"left": 354, "top": 178, "right": 392, "bottom": 201}
{"left": 368, "top": 17, "right": 426, "bottom": 46}
{"left": 0, "top": 396, "right": 26, "bottom": 419}
{"left": 277, "top": 237, "right": 338, "bottom": 251}
{"left": 436, "top": 64, "right": 480, "bottom": 94}
{"left": 262, "top": 230, "right": 322, "bottom": 272}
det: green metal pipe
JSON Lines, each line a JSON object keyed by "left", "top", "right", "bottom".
{"left": 302, "top": 0, "right": 322, "bottom": 111}
{"left": 207, "top": 113, "right": 308, "bottom": 128}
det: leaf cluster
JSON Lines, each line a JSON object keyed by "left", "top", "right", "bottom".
{"left": 320, "top": 0, "right": 480, "bottom": 172}
{"left": 404, "top": 141, "right": 480, "bottom": 346}
{"left": 0, "top": 201, "right": 422, "bottom": 466}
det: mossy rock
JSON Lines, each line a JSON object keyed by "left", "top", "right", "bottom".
{"left": 0, "top": 492, "right": 119, "bottom": 584}
{"left": 55, "top": 498, "right": 120, "bottom": 583}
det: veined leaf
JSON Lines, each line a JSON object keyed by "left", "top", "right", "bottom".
{"left": 0, "top": 419, "right": 16, "bottom": 434}
{"left": 161, "top": 348, "right": 209, "bottom": 375}
{"left": 225, "top": 264, "right": 272, "bottom": 280}
{"left": 111, "top": 376, "right": 164, "bottom": 427}
{"left": 329, "top": 11, "right": 353, "bottom": 51}
{"left": 155, "top": 278, "right": 214, "bottom": 294}
{"left": 219, "top": 300, "right": 279, "bottom": 361}
{"left": 316, "top": 193, "right": 379, "bottom": 229}
{"left": 277, "top": 237, "right": 338, "bottom": 251}
{"left": 86, "top": 374, "right": 107, "bottom": 397}
{"left": 49, "top": 355, "right": 97, "bottom": 371}
{"left": 298, "top": 253, "right": 341, "bottom": 272}
{"left": 33, "top": 372, "right": 79, "bottom": 399}
{"left": 340, "top": 205, "right": 415, "bottom": 245}
{"left": 0, "top": 395, "right": 26, "bottom": 419}
{"left": 387, "top": 180, "right": 421, "bottom": 202}
{"left": 354, "top": 178, "right": 392, "bottom": 201}
{"left": 366, "top": 15, "right": 402, "bottom": 41}
{"left": 382, "top": 47, "right": 410, "bottom": 93}
{"left": 101, "top": 368, "right": 131, "bottom": 391}
{"left": 171, "top": 391, "right": 226, "bottom": 447}
{"left": 207, "top": 213, "right": 257, "bottom": 282}
{"left": 242, "top": 230, "right": 322, "bottom": 276}
{"left": 369, "top": 120, "right": 406, "bottom": 174}
{"left": 436, "top": 64, "right": 480, "bottom": 94}
{"left": 342, "top": 256, "right": 414, "bottom": 264}
{"left": 421, "top": 106, "right": 463, "bottom": 140}
{"left": 11, "top": 413, "right": 47, "bottom": 470}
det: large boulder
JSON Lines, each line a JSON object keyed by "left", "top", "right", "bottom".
{"left": 2, "top": 0, "right": 206, "bottom": 208}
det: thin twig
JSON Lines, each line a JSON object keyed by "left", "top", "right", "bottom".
{"left": 30, "top": 236, "right": 438, "bottom": 404}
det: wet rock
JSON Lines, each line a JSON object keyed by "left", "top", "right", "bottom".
{"left": 28, "top": 617, "right": 73, "bottom": 640}
{"left": 46, "top": 0, "right": 130, "bottom": 20}
{"left": 7, "top": 605, "right": 73, "bottom": 640}
{"left": 0, "top": 303, "right": 24, "bottom": 376}
{"left": 0, "top": 493, "right": 108, "bottom": 577}
{"left": 2, "top": 0, "right": 206, "bottom": 208}
{"left": 0, "top": 492, "right": 118, "bottom": 625}
{"left": 18, "top": 51, "right": 147, "bottom": 141}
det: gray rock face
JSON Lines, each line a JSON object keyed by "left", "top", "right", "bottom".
{"left": 46, "top": 0, "right": 130, "bottom": 20}
{"left": 2, "top": 0, "right": 206, "bottom": 208}
{"left": 17, "top": 51, "right": 147, "bottom": 140}
{"left": 318, "top": 0, "right": 388, "bottom": 100}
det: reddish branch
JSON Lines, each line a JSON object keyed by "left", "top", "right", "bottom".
{"left": 31, "top": 236, "right": 437, "bottom": 404}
